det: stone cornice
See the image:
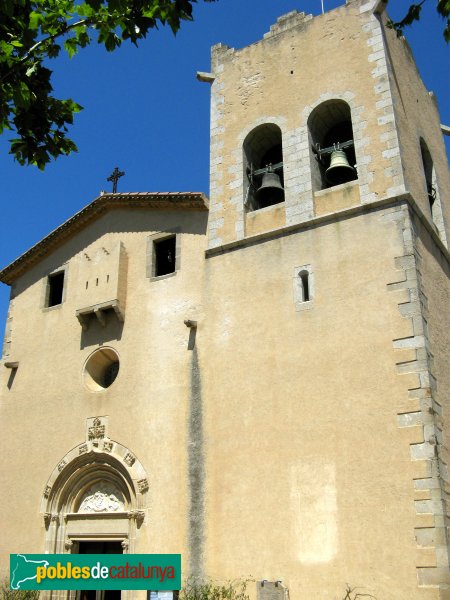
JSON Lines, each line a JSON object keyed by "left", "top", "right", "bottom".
{"left": 206, "top": 193, "right": 450, "bottom": 266}
{"left": 0, "top": 192, "right": 209, "bottom": 285}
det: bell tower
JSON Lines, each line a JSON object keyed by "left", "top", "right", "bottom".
{"left": 199, "top": 1, "right": 450, "bottom": 598}
{"left": 205, "top": 0, "right": 449, "bottom": 250}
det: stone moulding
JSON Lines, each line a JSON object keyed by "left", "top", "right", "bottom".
{"left": 40, "top": 437, "right": 149, "bottom": 516}
{"left": 205, "top": 194, "right": 450, "bottom": 261}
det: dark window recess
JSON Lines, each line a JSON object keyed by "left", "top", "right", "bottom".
{"left": 308, "top": 100, "right": 357, "bottom": 191}
{"left": 420, "top": 140, "right": 436, "bottom": 217}
{"left": 47, "top": 271, "right": 65, "bottom": 306}
{"left": 244, "top": 123, "right": 285, "bottom": 211}
{"left": 104, "top": 361, "right": 120, "bottom": 388}
{"left": 155, "top": 237, "right": 176, "bottom": 276}
{"left": 78, "top": 541, "right": 122, "bottom": 600}
{"left": 427, "top": 183, "right": 436, "bottom": 213}
{"left": 300, "top": 270, "right": 310, "bottom": 301}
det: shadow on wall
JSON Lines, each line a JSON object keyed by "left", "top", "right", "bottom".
{"left": 80, "top": 310, "right": 124, "bottom": 350}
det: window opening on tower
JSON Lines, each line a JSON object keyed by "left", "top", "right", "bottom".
{"left": 308, "top": 100, "right": 358, "bottom": 191}
{"left": 244, "top": 124, "right": 285, "bottom": 211}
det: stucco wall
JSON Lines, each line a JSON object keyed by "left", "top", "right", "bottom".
{"left": 0, "top": 208, "right": 208, "bottom": 570}
{"left": 199, "top": 204, "right": 444, "bottom": 600}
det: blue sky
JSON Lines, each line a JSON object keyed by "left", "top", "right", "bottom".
{"left": 0, "top": 0, "right": 449, "bottom": 336}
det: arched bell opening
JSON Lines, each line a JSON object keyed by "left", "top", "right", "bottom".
{"left": 243, "top": 123, "right": 285, "bottom": 211}
{"left": 420, "top": 139, "right": 437, "bottom": 217}
{"left": 308, "top": 100, "right": 358, "bottom": 191}
{"left": 419, "top": 138, "right": 447, "bottom": 245}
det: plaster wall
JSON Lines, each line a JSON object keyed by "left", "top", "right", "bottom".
{"left": 200, "top": 206, "right": 443, "bottom": 600}
{"left": 0, "top": 208, "right": 208, "bottom": 570}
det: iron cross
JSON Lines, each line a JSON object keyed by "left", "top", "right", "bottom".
{"left": 107, "top": 167, "right": 125, "bottom": 193}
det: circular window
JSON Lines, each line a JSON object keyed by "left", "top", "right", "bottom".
{"left": 83, "top": 347, "right": 120, "bottom": 391}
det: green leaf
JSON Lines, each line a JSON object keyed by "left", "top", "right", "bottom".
{"left": 1, "top": 0, "right": 219, "bottom": 168}
{"left": 444, "top": 19, "right": 450, "bottom": 42}
{"left": 47, "top": 43, "right": 62, "bottom": 58}
{"left": 64, "top": 37, "right": 78, "bottom": 58}
{"left": 86, "top": 0, "right": 102, "bottom": 10}
{"left": 29, "top": 11, "right": 43, "bottom": 30}
{"left": 12, "top": 82, "right": 31, "bottom": 108}
{"left": 103, "top": 32, "right": 121, "bottom": 51}
{"left": 437, "top": 0, "right": 450, "bottom": 18}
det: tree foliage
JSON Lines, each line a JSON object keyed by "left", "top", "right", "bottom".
{"left": 0, "top": 0, "right": 214, "bottom": 169}
{"left": 385, "top": 0, "right": 450, "bottom": 42}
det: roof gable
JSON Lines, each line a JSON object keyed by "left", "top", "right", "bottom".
{"left": 0, "top": 192, "right": 208, "bottom": 285}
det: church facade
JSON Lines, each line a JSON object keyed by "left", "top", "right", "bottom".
{"left": 1, "top": 1, "right": 449, "bottom": 599}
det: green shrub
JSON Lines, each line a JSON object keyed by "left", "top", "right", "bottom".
{"left": 1, "top": 579, "right": 39, "bottom": 600}
{"left": 180, "top": 578, "right": 250, "bottom": 600}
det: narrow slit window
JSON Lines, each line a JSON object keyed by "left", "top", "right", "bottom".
{"left": 300, "top": 270, "right": 310, "bottom": 302}
{"left": 154, "top": 236, "right": 176, "bottom": 276}
{"left": 293, "top": 265, "right": 313, "bottom": 311}
{"left": 47, "top": 271, "right": 65, "bottom": 307}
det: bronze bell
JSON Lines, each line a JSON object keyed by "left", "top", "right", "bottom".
{"left": 255, "top": 167, "right": 285, "bottom": 208}
{"left": 325, "top": 149, "right": 356, "bottom": 186}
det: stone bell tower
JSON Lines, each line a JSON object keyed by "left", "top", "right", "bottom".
{"left": 205, "top": 0, "right": 449, "bottom": 248}
{"left": 199, "top": 0, "right": 450, "bottom": 599}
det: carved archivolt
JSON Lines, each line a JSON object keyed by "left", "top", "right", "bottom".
{"left": 41, "top": 433, "right": 149, "bottom": 516}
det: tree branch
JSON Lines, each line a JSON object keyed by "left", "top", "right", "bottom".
{"left": 18, "top": 17, "right": 93, "bottom": 65}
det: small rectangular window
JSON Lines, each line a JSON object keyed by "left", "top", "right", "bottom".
{"left": 154, "top": 236, "right": 176, "bottom": 277}
{"left": 47, "top": 271, "right": 65, "bottom": 307}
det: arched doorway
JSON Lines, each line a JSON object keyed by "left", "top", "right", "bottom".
{"left": 40, "top": 424, "right": 149, "bottom": 600}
